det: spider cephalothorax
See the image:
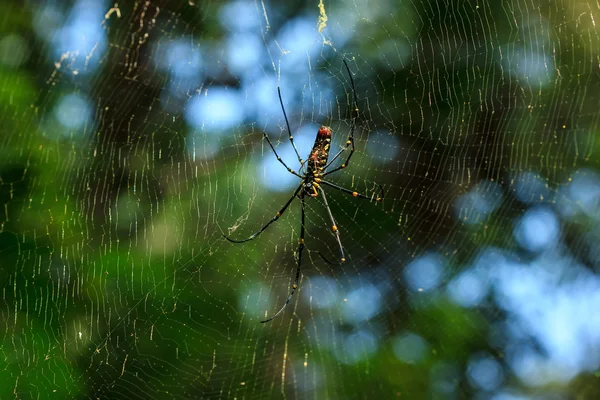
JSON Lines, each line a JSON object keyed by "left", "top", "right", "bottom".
{"left": 224, "top": 60, "right": 383, "bottom": 323}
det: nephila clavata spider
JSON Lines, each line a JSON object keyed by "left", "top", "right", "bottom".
{"left": 224, "top": 60, "right": 384, "bottom": 323}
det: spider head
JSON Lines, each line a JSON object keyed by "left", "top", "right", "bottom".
{"left": 317, "top": 126, "right": 332, "bottom": 138}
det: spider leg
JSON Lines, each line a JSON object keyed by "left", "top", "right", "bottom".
{"left": 322, "top": 145, "right": 349, "bottom": 174}
{"left": 317, "top": 251, "right": 342, "bottom": 266}
{"left": 278, "top": 87, "right": 305, "bottom": 173}
{"left": 261, "top": 194, "right": 306, "bottom": 323}
{"left": 262, "top": 131, "right": 304, "bottom": 178}
{"left": 319, "top": 186, "right": 346, "bottom": 263}
{"left": 320, "top": 180, "right": 384, "bottom": 202}
{"left": 224, "top": 184, "right": 303, "bottom": 243}
{"left": 322, "top": 59, "right": 358, "bottom": 177}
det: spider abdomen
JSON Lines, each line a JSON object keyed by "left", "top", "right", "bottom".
{"left": 307, "top": 126, "right": 332, "bottom": 176}
{"left": 302, "top": 126, "right": 332, "bottom": 197}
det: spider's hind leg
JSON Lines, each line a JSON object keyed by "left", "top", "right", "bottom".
{"left": 261, "top": 194, "right": 307, "bottom": 323}
{"left": 319, "top": 187, "right": 346, "bottom": 263}
{"left": 223, "top": 184, "right": 303, "bottom": 243}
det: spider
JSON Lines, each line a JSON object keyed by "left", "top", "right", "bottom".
{"left": 224, "top": 60, "right": 384, "bottom": 323}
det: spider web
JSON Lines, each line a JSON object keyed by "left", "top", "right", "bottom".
{"left": 2, "top": 0, "right": 600, "bottom": 398}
